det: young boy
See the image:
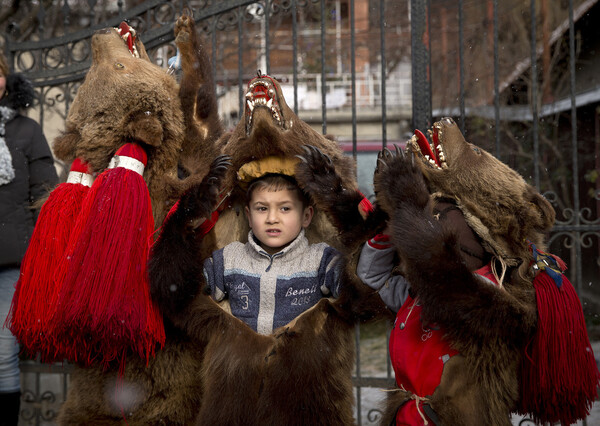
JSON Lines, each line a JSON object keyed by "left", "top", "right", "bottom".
{"left": 203, "top": 173, "right": 341, "bottom": 335}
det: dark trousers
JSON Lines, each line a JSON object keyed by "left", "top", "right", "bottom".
{"left": 0, "top": 391, "right": 20, "bottom": 426}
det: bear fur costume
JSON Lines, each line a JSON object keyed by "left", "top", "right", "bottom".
{"left": 57, "top": 15, "right": 390, "bottom": 426}
{"left": 56, "top": 15, "right": 229, "bottom": 425}
{"left": 146, "top": 73, "right": 391, "bottom": 425}
{"left": 52, "top": 15, "right": 222, "bottom": 225}
{"left": 296, "top": 117, "right": 599, "bottom": 425}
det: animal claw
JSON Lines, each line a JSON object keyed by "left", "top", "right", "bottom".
{"left": 295, "top": 154, "right": 308, "bottom": 164}
{"left": 301, "top": 145, "right": 312, "bottom": 155}
{"left": 211, "top": 155, "right": 231, "bottom": 170}
{"left": 395, "top": 144, "right": 404, "bottom": 158}
{"left": 377, "top": 158, "right": 388, "bottom": 170}
{"left": 382, "top": 148, "right": 393, "bottom": 160}
{"left": 306, "top": 145, "right": 332, "bottom": 165}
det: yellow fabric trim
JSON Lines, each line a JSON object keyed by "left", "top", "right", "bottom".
{"left": 237, "top": 156, "right": 300, "bottom": 184}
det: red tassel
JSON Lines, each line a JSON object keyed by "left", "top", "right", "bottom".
{"left": 358, "top": 194, "right": 374, "bottom": 219}
{"left": 7, "top": 159, "right": 92, "bottom": 361}
{"left": 519, "top": 267, "right": 600, "bottom": 424}
{"left": 50, "top": 143, "right": 165, "bottom": 368}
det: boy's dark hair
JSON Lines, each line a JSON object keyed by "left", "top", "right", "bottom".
{"left": 246, "top": 174, "right": 311, "bottom": 208}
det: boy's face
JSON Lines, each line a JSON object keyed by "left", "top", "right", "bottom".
{"left": 246, "top": 187, "right": 313, "bottom": 255}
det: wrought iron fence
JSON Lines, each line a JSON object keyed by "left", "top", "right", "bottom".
{"left": 3, "top": 0, "right": 598, "bottom": 424}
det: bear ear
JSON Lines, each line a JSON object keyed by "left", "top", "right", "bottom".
{"left": 527, "top": 187, "right": 555, "bottom": 232}
{"left": 52, "top": 127, "right": 82, "bottom": 162}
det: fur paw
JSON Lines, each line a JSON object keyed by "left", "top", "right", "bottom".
{"left": 174, "top": 11, "right": 194, "bottom": 44}
{"left": 295, "top": 145, "right": 345, "bottom": 205}
{"left": 180, "top": 155, "right": 231, "bottom": 222}
{"left": 373, "top": 146, "right": 430, "bottom": 213}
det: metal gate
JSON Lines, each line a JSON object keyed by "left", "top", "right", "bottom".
{"left": 3, "top": 0, "right": 598, "bottom": 424}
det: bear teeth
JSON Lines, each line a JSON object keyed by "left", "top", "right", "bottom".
{"left": 245, "top": 99, "right": 282, "bottom": 127}
{"left": 243, "top": 79, "right": 284, "bottom": 134}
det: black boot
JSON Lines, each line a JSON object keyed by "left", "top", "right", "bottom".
{"left": 0, "top": 391, "right": 21, "bottom": 426}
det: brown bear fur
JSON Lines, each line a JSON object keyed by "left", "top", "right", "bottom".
{"left": 57, "top": 15, "right": 225, "bottom": 425}
{"left": 372, "top": 118, "right": 551, "bottom": 425}
{"left": 57, "top": 15, "right": 390, "bottom": 426}
{"left": 52, "top": 15, "right": 222, "bottom": 225}
{"left": 147, "top": 75, "right": 391, "bottom": 425}
{"left": 292, "top": 117, "right": 566, "bottom": 425}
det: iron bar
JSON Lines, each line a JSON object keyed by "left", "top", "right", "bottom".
{"left": 355, "top": 324, "right": 362, "bottom": 425}
{"left": 380, "top": 0, "right": 387, "bottom": 149}
{"left": 238, "top": 6, "right": 244, "bottom": 115}
{"left": 350, "top": 0, "right": 357, "bottom": 155}
{"left": 458, "top": 0, "right": 465, "bottom": 134}
{"left": 292, "top": 0, "right": 299, "bottom": 115}
{"left": 493, "top": 0, "right": 500, "bottom": 159}
{"left": 568, "top": 0, "right": 582, "bottom": 294}
{"left": 320, "top": 0, "right": 327, "bottom": 134}
{"left": 211, "top": 16, "right": 217, "bottom": 100}
{"left": 410, "top": 0, "right": 431, "bottom": 132}
{"left": 530, "top": 0, "right": 540, "bottom": 189}
{"left": 264, "top": 0, "right": 271, "bottom": 74}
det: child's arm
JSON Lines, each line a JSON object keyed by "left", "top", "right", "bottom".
{"left": 357, "top": 235, "right": 410, "bottom": 313}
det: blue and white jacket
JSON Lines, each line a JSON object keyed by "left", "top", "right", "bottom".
{"left": 203, "top": 229, "right": 341, "bottom": 335}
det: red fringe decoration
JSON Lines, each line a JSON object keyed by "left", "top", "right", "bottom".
{"left": 50, "top": 143, "right": 165, "bottom": 368}
{"left": 519, "top": 268, "right": 600, "bottom": 425}
{"left": 7, "top": 159, "right": 92, "bottom": 361}
{"left": 358, "top": 193, "right": 373, "bottom": 219}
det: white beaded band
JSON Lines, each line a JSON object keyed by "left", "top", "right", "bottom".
{"left": 66, "top": 171, "right": 94, "bottom": 187}
{"left": 107, "top": 155, "right": 145, "bottom": 176}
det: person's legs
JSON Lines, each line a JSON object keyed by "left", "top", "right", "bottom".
{"left": 0, "top": 268, "right": 21, "bottom": 426}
